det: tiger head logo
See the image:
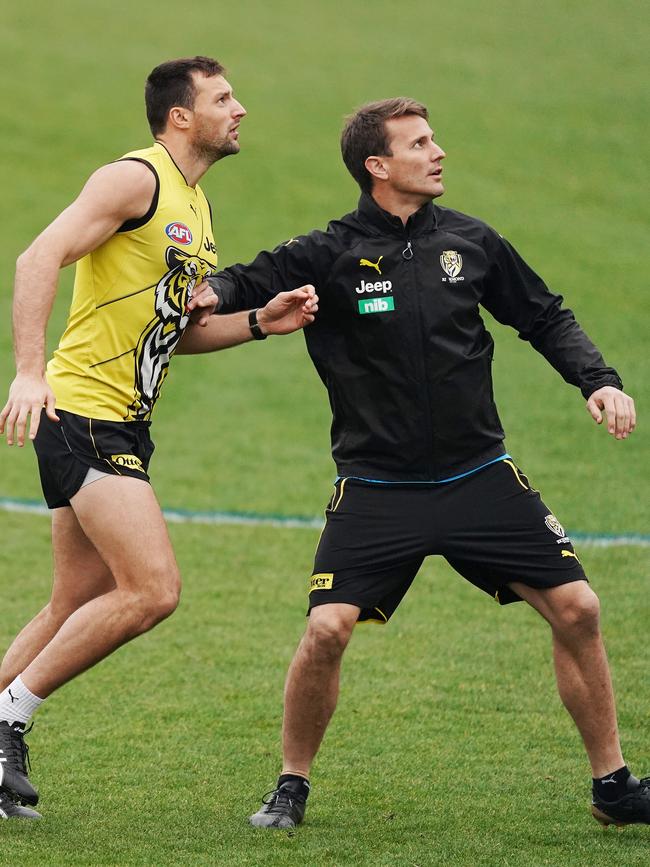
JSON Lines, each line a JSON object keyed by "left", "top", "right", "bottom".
{"left": 544, "top": 514, "right": 565, "bottom": 537}
{"left": 154, "top": 246, "right": 215, "bottom": 324}
{"left": 440, "top": 249, "right": 463, "bottom": 279}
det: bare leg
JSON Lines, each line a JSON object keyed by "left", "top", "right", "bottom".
{"left": 282, "top": 603, "right": 360, "bottom": 779}
{"left": 18, "top": 476, "right": 181, "bottom": 699}
{"left": 0, "top": 507, "right": 115, "bottom": 691}
{"left": 509, "top": 579, "right": 624, "bottom": 778}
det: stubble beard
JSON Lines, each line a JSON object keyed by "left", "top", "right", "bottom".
{"left": 191, "top": 126, "right": 240, "bottom": 165}
{"left": 194, "top": 140, "right": 239, "bottom": 166}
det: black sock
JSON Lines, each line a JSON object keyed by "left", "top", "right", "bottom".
{"left": 593, "top": 765, "right": 631, "bottom": 801}
{"left": 277, "top": 774, "right": 311, "bottom": 800}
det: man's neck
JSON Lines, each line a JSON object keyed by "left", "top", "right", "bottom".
{"left": 155, "top": 135, "right": 210, "bottom": 188}
{"left": 370, "top": 188, "right": 431, "bottom": 226}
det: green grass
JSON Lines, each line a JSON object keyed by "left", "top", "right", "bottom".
{"left": 1, "top": 0, "right": 649, "bottom": 863}
{"left": 2, "top": 517, "right": 650, "bottom": 865}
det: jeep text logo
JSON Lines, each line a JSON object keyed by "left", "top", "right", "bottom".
{"left": 358, "top": 297, "right": 395, "bottom": 314}
{"left": 165, "top": 222, "right": 193, "bottom": 245}
{"left": 355, "top": 279, "right": 393, "bottom": 294}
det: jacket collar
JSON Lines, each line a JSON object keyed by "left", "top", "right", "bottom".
{"left": 356, "top": 192, "right": 437, "bottom": 237}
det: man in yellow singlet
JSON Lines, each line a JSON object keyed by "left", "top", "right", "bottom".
{"left": 0, "top": 56, "right": 317, "bottom": 819}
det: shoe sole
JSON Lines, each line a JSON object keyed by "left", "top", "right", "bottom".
{"left": 249, "top": 815, "right": 299, "bottom": 829}
{"left": 0, "top": 806, "right": 42, "bottom": 819}
{"left": 591, "top": 805, "right": 631, "bottom": 828}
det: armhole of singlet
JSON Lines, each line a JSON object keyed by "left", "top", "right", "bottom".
{"left": 114, "top": 158, "right": 160, "bottom": 233}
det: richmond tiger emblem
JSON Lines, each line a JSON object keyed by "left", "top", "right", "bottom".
{"left": 440, "top": 249, "right": 463, "bottom": 279}
{"left": 127, "top": 246, "right": 214, "bottom": 420}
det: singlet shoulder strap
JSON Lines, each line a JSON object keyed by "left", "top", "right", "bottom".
{"left": 114, "top": 158, "right": 160, "bottom": 233}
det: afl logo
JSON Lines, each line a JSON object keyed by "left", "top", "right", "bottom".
{"left": 165, "top": 222, "right": 193, "bottom": 245}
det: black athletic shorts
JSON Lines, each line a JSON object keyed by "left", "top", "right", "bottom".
{"left": 308, "top": 459, "right": 587, "bottom": 622}
{"left": 33, "top": 408, "right": 155, "bottom": 509}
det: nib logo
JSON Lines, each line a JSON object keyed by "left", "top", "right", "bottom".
{"left": 358, "top": 297, "right": 395, "bottom": 314}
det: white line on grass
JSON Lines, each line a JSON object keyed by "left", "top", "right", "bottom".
{"left": 1, "top": 496, "right": 648, "bottom": 546}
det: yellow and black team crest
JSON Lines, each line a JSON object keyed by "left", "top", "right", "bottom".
{"left": 544, "top": 514, "right": 565, "bottom": 537}
{"left": 127, "top": 246, "right": 214, "bottom": 420}
{"left": 440, "top": 249, "right": 463, "bottom": 279}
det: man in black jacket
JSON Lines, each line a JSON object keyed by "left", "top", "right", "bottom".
{"left": 183, "top": 98, "right": 644, "bottom": 829}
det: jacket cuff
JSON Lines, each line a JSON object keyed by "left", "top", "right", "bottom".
{"left": 207, "top": 274, "right": 237, "bottom": 314}
{"left": 580, "top": 374, "right": 623, "bottom": 400}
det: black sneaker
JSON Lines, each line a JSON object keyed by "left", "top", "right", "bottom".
{"left": 0, "top": 721, "right": 39, "bottom": 806}
{"left": 0, "top": 790, "right": 41, "bottom": 820}
{"left": 592, "top": 774, "right": 650, "bottom": 827}
{"left": 249, "top": 780, "right": 308, "bottom": 829}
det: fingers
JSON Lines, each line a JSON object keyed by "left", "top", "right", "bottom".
{"left": 186, "top": 280, "right": 218, "bottom": 312}
{"left": 2, "top": 401, "right": 22, "bottom": 445}
{"left": 586, "top": 396, "right": 603, "bottom": 425}
{"left": 2, "top": 375, "right": 57, "bottom": 446}
{"left": 587, "top": 388, "right": 636, "bottom": 439}
{"left": 45, "top": 390, "right": 60, "bottom": 423}
{"left": 0, "top": 401, "right": 9, "bottom": 435}
{"left": 14, "top": 402, "right": 30, "bottom": 447}
{"left": 606, "top": 392, "right": 634, "bottom": 439}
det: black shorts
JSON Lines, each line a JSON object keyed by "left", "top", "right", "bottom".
{"left": 33, "top": 409, "right": 155, "bottom": 509}
{"left": 308, "top": 459, "right": 587, "bottom": 622}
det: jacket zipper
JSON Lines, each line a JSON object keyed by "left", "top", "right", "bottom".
{"left": 402, "top": 238, "right": 436, "bottom": 477}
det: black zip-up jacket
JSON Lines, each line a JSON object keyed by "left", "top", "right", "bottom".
{"left": 211, "top": 193, "right": 622, "bottom": 482}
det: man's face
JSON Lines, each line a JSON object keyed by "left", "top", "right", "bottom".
{"left": 374, "top": 115, "right": 446, "bottom": 200}
{"left": 188, "top": 73, "right": 246, "bottom": 161}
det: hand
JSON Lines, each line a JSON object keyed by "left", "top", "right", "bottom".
{"left": 586, "top": 386, "right": 636, "bottom": 440}
{"left": 186, "top": 280, "right": 218, "bottom": 327}
{"left": 256, "top": 286, "right": 319, "bottom": 336}
{"left": 0, "top": 373, "right": 59, "bottom": 446}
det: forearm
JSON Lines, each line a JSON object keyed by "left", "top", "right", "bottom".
{"left": 526, "top": 306, "right": 622, "bottom": 398}
{"left": 13, "top": 249, "right": 61, "bottom": 374}
{"left": 176, "top": 311, "right": 255, "bottom": 354}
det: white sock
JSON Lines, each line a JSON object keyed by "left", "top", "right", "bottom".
{"left": 0, "top": 676, "right": 44, "bottom": 727}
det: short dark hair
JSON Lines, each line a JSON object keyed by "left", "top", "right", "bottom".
{"left": 340, "top": 98, "right": 429, "bottom": 193}
{"left": 145, "top": 56, "right": 225, "bottom": 136}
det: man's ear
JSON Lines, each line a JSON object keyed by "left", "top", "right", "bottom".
{"left": 365, "top": 155, "right": 389, "bottom": 183}
{"left": 168, "top": 106, "right": 192, "bottom": 130}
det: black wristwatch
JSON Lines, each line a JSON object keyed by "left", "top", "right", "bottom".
{"left": 248, "top": 308, "right": 267, "bottom": 340}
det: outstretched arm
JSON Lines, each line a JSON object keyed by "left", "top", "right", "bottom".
{"left": 176, "top": 285, "right": 318, "bottom": 354}
{"left": 0, "top": 161, "right": 157, "bottom": 446}
{"left": 481, "top": 231, "right": 636, "bottom": 440}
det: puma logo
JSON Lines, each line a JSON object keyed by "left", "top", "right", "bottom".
{"left": 600, "top": 775, "right": 617, "bottom": 785}
{"left": 360, "top": 255, "right": 383, "bottom": 275}
{"left": 7, "top": 690, "right": 18, "bottom": 704}
{"left": 561, "top": 550, "right": 580, "bottom": 562}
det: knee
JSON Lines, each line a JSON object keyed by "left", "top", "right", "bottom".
{"left": 553, "top": 585, "right": 601, "bottom": 636}
{"left": 305, "top": 610, "right": 355, "bottom": 660}
{"left": 132, "top": 566, "right": 181, "bottom": 631}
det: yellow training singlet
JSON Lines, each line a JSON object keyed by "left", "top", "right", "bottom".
{"left": 47, "top": 142, "right": 218, "bottom": 421}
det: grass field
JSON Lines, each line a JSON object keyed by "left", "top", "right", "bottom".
{"left": 1, "top": 0, "right": 649, "bottom": 864}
